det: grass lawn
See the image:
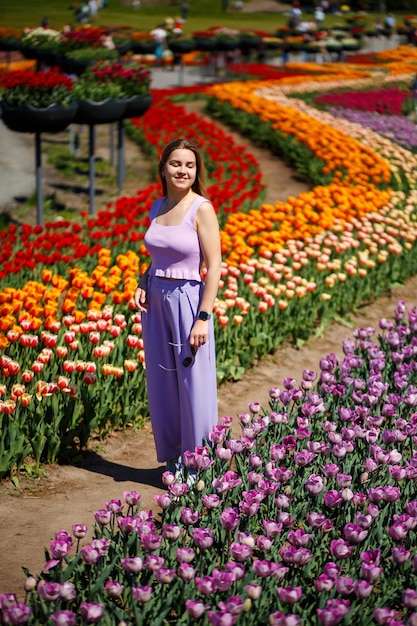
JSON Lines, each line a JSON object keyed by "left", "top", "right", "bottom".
{"left": 0, "top": 0, "right": 401, "bottom": 34}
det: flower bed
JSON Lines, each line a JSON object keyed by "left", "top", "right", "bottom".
{"left": 2, "top": 46, "right": 417, "bottom": 479}
{"left": 2, "top": 301, "right": 417, "bottom": 624}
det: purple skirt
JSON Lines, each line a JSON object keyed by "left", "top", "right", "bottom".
{"left": 141, "top": 276, "right": 217, "bottom": 463}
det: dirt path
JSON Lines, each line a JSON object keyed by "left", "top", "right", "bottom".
{"left": 2, "top": 112, "right": 417, "bottom": 600}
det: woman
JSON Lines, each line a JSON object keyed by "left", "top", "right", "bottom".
{"left": 134, "top": 139, "right": 222, "bottom": 475}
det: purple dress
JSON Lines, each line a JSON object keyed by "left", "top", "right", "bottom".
{"left": 141, "top": 196, "right": 217, "bottom": 463}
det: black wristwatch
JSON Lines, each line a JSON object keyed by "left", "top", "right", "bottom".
{"left": 198, "top": 311, "right": 211, "bottom": 321}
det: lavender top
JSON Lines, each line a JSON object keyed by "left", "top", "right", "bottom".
{"left": 144, "top": 195, "right": 207, "bottom": 281}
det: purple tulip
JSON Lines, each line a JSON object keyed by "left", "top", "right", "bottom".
{"left": 104, "top": 498, "right": 122, "bottom": 513}
{"left": 360, "top": 562, "right": 383, "bottom": 583}
{"left": 104, "top": 580, "right": 124, "bottom": 597}
{"left": 392, "top": 546, "right": 411, "bottom": 564}
{"left": 117, "top": 515, "right": 138, "bottom": 533}
{"left": 211, "top": 568, "right": 235, "bottom": 592}
{"left": 153, "top": 493, "right": 172, "bottom": 508}
{"left": 89, "top": 537, "right": 109, "bottom": 557}
{"left": 141, "top": 532, "right": 162, "bottom": 551}
{"left": 180, "top": 508, "right": 200, "bottom": 526}
{"left": 168, "top": 482, "right": 189, "bottom": 497}
{"left": 120, "top": 556, "right": 143, "bottom": 574}
{"left": 294, "top": 450, "right": 316, "bottom": 466}
{"left": 207, "top": 609, "right": 239, "bottom": 626}
{"left": 287, "top": 528, "right": 312, "bottom": 547}
{"left": 406, "top": 500, "right": 417, "bottom": 517}
{"left": 307, "top": 511, "right": 331, "bottom": 529}
{"left": 276, "top": 586, "right": 303, "bottom": 604}
{"left": 93, "top": 509, "right": 112, "bottom": 526}
{"left": 322, "top": 463, "right": 340, "bottom": 478}
{"left": 257, "top": 535, "right": 273, "bottom": 552}
{"left": 330, "top": 539, "right": 354, "bottom": 560}
{"left": 343, "top": 523, "right": 368, "bottom": 544}
{"left": 132, "top": 585, "right": 152, "bottom": 603}
{"left": 177, "top": 563, "right": 196, "bottom": 581}
{"left": 275, "top": 493, "right": 291, "bottom": 509}
{"left": 185, "top": 599, "right": 208, "bottom": 619}
{"left": 176, "top": 547, "right": 195, "bottom": 563}
{"left": 38, "top": 581, "right": 61, "bottom": 602}
{"left": 322, "top": 562, "right": 341, "bottom": 580}
{"left": 59, "top": 582, "right": 76, "bottom": 602}
{"left": 1, "top": 603, "right": 32, "bottom": 625}
{"left": 314, "top": 574, "right": 335, "bottom": 592}
{"left": 123, "top": 490, "right": 141, "bottom": 506}
{"left": 220, "top": 508, "right": 240, "bottom": 531}
{"left": 269, "top": 612, "right": 301, "bottom": 626}
{"left": 336, "top": 576, "right": 356, "bottom": 595}
{"left": 195, "top": 575, "right": 216, "bottom": 595}
{"left": 192, "top": 527, "right": 214, "bottom": 550}
{"left": 280, "top": 546, "right": 312, "bottom": 565}
{"left": 402, "top": 588, "right": 417, "bottom": 609}
{"left": 79, "top": 602, "right": 104, "bottom": 623}
{"left": 253, "top": 559, "right": 279, "bottom": 578}
{"left": 262, "top": 520, "right": 282, "bottom": 537}
{"left": 50, "top": 610, "right": 77, "bottom": 626}
{"left": 373, "top": 607, "right": 399, "bottom": 624}
{"left": 317, "top": 598, "right": 350, "bottom": 625}
{"left": 324, "top": 490, "right": 342, "bottom": 509}
{"left": 305, "top": 474, "right": 324, "bottom": 496}
{"left": 50, "top": 540, "right": 71, "bottom": 561}
{"left": 354, "top": 580, "right": 373, "bottom": 599}
{"left": 145, "top": 555, "right": 164, "bottom": 571}
{"left": 388, "top": 522, "right": 409, "bottom": 541}
{"left": 229, "top": 542, "right": 253, "bottom": 562}
{"left": 154, "top": 567, "right": 176, "bottom": 584}
{"left": 202, "top": 493, "right": 222, "bottom": 509}
{"left": 246, "top": 583, "right": 262, "bottom": 600}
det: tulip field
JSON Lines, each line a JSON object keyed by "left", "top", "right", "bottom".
{"left": 2, "top": 42, "right": 417, "bottom": 624}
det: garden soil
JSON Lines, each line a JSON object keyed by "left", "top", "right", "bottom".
{"left": 2, "top": 106, "right": 417, "bottom": 601}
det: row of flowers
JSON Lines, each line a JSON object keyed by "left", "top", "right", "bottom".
{"left": 0, "top": 64, "right": 151, "bottom": 107}
{"left": 2, "top": 301, "right": 417, "bottom": 624}
{"left": 1, "top": 46, "right": 417, "bottom": 475}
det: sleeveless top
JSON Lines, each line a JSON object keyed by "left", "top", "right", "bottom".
{"left": 144, "top": 195, "right": 207, "bottom": 282}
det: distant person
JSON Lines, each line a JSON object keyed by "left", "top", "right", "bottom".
{"left": 180, "top": 1, "right": 189, "bottom": 20}
{"left": 281, "top": 36, "right": 290, "bottom": 65}
{"left": 151, "top": 24, "right": 168, "bottom": 66}
{"left": 88, "top": 0, "right": 98, "bottom": 18}
{"left": 40, "top": 17, "right": 49, "bottom": 28}
{"left": 314, "top": 5, "right": 325, "bottom": 29}
{"left": 384, "top": 13, "right": 395, "bottom": 36}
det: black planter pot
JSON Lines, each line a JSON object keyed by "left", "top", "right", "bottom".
{"left": 238, "top": 36, "right": 261, "bottom": 52}
{"left": 193, "top": 37, "right": 217, "bottom": 52}
{"left": 37, "top": 49, "right": 61, "bottom": 67}
{"left": 131, "top": 41, "right": 157, "bottom": 54}
{"left": 215, "top": 39, "right": 239, "bottom": 52}
{"left": 167, "top": 40, "right": 195, "bottom": 54}
{"left": 20, "top": 44, "right": 39, "bottom": 60}
{"left": 74, "top": 97, "right": 127, "bottom": 125}
{"left": 0, "top": 101, "right": 78, "bottom": 134}
{"left": 0, "top": 39, "right": 21, "bottom": 52}
{"left": 116, "top": 41, "right": 132, "bottom": 56}
{"left": 123, "top": 94, "right": 152, "bottom": 119}
{"left": 59, "top": 56, "right": 94, "bottom": 76}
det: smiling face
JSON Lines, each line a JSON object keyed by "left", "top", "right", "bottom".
{"left": 163, "top": 148, "right": 197, "bottom": 195}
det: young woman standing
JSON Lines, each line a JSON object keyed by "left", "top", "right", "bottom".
{"left": 134, "top": 139, "right": 222, "bottom": 475}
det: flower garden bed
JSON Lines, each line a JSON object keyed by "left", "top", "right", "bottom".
{"left": 2, "top": 41, "right": 417, "bottom": 624}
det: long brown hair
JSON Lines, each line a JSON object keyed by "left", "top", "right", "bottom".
{"left": 158, "top": 138, "right": 208, "bottom": 198}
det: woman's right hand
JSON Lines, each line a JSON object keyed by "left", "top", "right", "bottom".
{"left": 134, "top": 287, "right": 148, "bottom": 312}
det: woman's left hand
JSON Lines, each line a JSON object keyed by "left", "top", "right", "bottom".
{"left": 190, "top": 319, "right": 209, "bottom": 348}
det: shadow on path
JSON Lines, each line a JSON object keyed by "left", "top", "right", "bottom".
{"left": 83, "top": 451, "right": 165, "bottom": 490}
